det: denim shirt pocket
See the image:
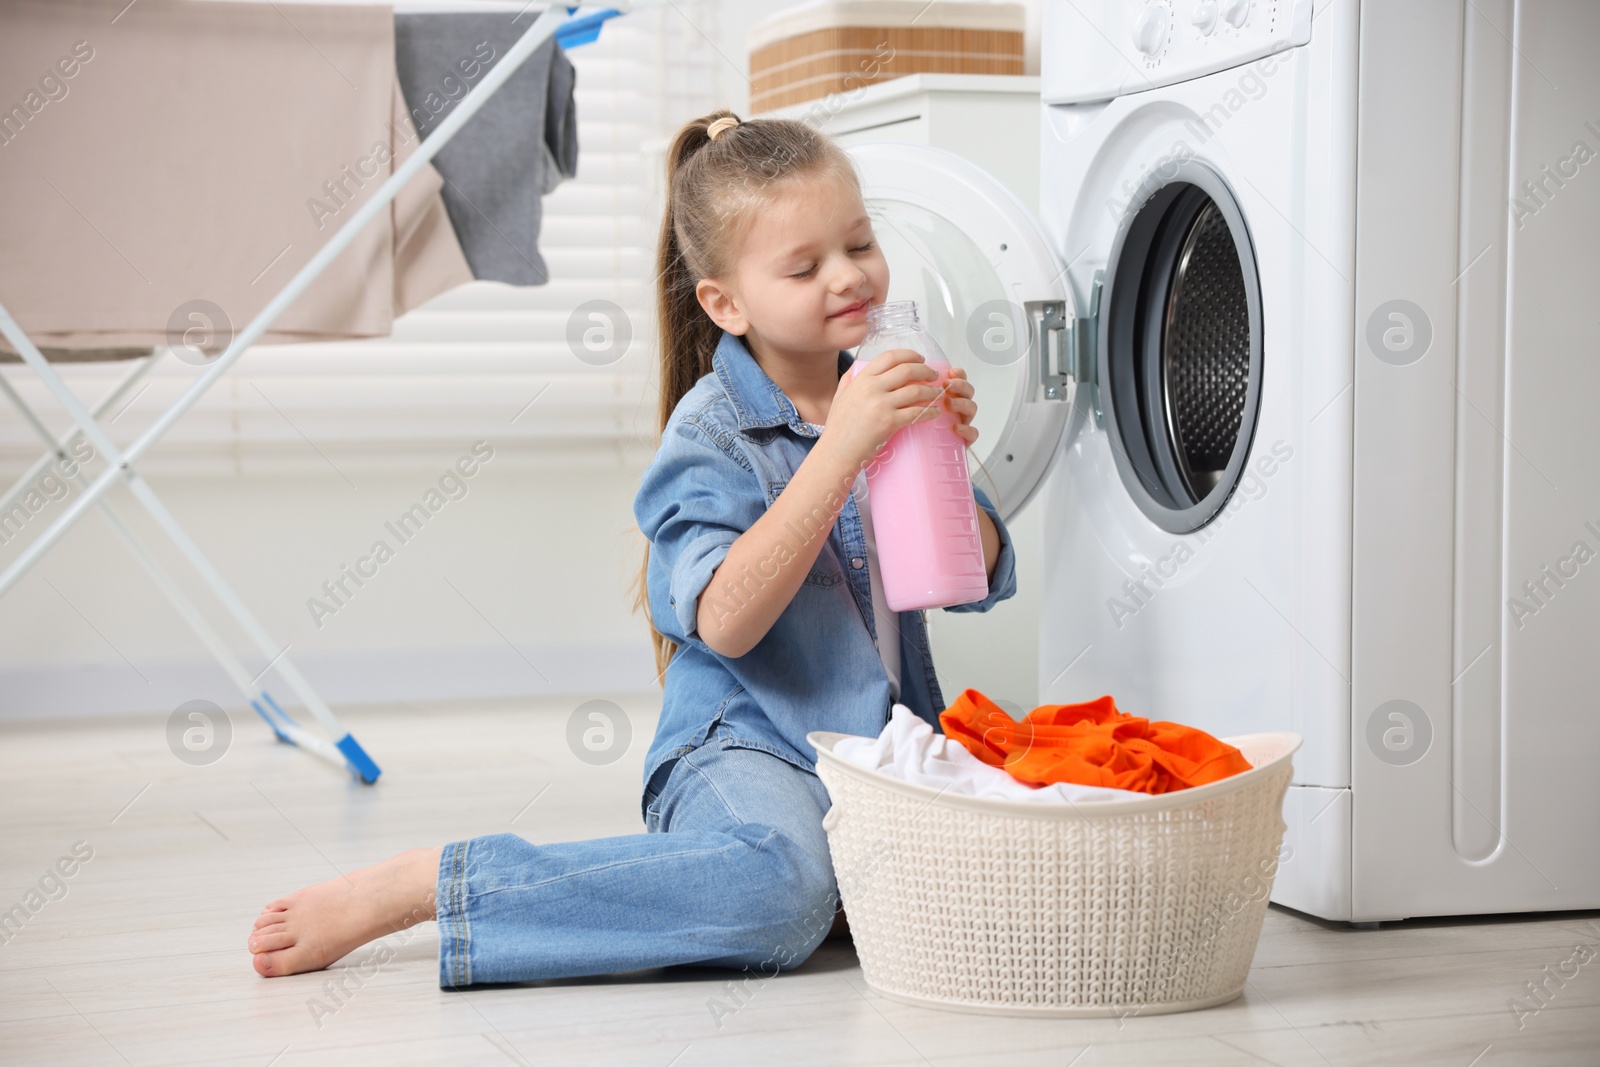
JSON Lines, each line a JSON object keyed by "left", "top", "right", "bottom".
{"left": 765, "top": 479, "right": 845, "bottom": 588}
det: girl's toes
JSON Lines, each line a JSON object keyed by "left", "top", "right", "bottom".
{"left": 253, "top": 950, "right": 283, "bottom": 977}
{"left": 253, "top": 906, "right": 290, "bottom": 930}
{"left": 248, "top": 926, "right": 294, "bottom": 953}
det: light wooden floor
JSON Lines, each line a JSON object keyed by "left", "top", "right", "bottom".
{"left": 2, "top": 697, "right": 1596, "bottom": 1066}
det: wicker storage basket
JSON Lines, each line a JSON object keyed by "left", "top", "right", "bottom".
{"left": 808, "top": 729, "right": 1301, "bottom": 1016}
{"left": 749, "top": 1, "right": 1025, "bottom": 114}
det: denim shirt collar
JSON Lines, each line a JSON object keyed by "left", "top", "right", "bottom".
{"left": 711, "top": 330, "right": 853, "bottom": 437}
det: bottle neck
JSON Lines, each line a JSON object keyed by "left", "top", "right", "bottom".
{"left": 865, "top": 300, "right": 921, "bottom": 335}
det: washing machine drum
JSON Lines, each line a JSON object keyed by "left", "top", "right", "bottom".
{"left": 1100, "top": 162, "right": 1263, "bottom": 534}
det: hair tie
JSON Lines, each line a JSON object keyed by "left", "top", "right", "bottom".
{"left": 706, "top": 115, "right": 740, "bottom": 141}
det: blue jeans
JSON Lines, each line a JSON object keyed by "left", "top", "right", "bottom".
{"left": 434, "top": 726, "right": 841, "bottom": 987}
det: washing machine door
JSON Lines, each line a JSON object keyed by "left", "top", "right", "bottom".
{"left": 848, "top": 142, "right": 1080, "bottom": 524}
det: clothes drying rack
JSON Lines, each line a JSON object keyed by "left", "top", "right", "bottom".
{"left": 0, "top": 2, "right": 637, "bottom": 783}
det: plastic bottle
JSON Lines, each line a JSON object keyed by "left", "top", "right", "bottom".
{"left": 848, "top": 300, "right": 989, "bottom": 611}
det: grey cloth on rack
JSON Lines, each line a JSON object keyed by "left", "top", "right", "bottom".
{"left": 394, "top": 11, "right": 579, "bottom": 286}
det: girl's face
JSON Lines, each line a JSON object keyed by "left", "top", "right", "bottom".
{"left": 696, "top": 172, "right": 890, "bottom": 359}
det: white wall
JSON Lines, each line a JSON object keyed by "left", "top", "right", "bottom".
{"left": 0, "top": 446, "right": 658, "bottom": 716}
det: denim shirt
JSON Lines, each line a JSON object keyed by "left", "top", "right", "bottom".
{"left": 631, "top": 330, "right": 1019, "bottom": 813}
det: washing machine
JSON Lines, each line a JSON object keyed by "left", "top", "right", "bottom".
{"left": 849, "top": 0, "right": 1600, "bottom": 922}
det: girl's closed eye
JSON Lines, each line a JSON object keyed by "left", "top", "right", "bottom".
{"left": 791, "top": 242, "right": 874, "bottom": 279}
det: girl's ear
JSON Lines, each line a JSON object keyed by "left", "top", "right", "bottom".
{"left": 695, "top": 277, "right": 748, "bottom": 335}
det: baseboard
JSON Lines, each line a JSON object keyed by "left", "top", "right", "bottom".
{"left": 0, "top": 640, "right": 660, "bottom": 721}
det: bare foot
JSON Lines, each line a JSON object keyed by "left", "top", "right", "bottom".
{"left": 248, "top": 846, "right": 442, "bottom": 977}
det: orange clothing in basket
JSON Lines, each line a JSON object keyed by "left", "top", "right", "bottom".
{"left": 938, "top": 688, "right": 1252, "bottom": 795}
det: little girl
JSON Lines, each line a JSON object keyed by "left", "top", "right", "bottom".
{"left": 247, "top": 109, "right": 1018, "bottom": 986}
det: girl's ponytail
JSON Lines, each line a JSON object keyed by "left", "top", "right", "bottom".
{"left": 653, "top": 112, "right": 731, "bottom": 434}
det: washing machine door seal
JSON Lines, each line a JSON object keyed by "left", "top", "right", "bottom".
{"left": 1097, "top": 158, "right": 1264, "bottom": 534}
{"left": 849, "top": 142, "right": 1081, "bottom": 524}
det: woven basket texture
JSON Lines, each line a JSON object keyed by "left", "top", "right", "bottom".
{"left": 813, "top": 732, "right": 1298, "bottom": 1016}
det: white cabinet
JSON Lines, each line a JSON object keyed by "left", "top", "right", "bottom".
{"left": 767, "top": 73, "right": 1041, "bottom": 211}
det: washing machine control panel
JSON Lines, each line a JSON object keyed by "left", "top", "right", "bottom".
{"left": 1043, "top": 0, "right": 1314, "bottom": 103}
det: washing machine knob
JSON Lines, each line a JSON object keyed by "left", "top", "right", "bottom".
{"left": 1223, "top": 0, "right": 1251, "bottom": 28}
{"left": 1133, "top": 5, "right": 1168, "bottom": 55}
{"left": 1191, "top": 0, "right": 1218, "bottom": 34}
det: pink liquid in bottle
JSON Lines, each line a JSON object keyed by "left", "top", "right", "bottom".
{"left": 848, "top": 300, "right": 989, "bottom": 612}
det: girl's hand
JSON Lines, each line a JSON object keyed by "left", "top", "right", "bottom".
{"left": 940, "top": 366, "right": 979, "bottom": 449}
{"left": 818, "top": 347, "right": 944, "bottom": 474}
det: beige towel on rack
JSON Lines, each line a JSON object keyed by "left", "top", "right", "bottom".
{"left": 0, "top": 0, "right": 473, "bottom": 352}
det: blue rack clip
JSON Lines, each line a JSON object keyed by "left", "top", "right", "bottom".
{"left": 556, "top": 7, "right": 622, "bottom": 49}
{"left": 336, "top": 733, "right": 383, "bottom": 785}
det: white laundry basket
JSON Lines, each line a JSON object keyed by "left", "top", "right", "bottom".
{"left": 807, "top": 729, "right": 1301, "bottom": 1016}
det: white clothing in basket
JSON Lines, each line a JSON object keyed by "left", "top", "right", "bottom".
{"left": 833, "top": 703, "right": 1139, "bottom": 803}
